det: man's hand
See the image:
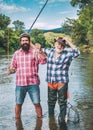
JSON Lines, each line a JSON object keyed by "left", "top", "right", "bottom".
{"left": 35, "top": 43, "right": 42, "bottom": 51}
{"left": 30, "top": 42, "right": 35, "bottom": 49}
{"left": 34, "top": 43, "right": 47, "bottom": 60}
{"left": 63, "top": 37, "right": 76, "bottom": 49}
{"left": 63, "top": 37, "right": 72, "bottom": 46}
{"left": 7, "top": 67, "right": 16, "bottom": 75}
{"left": 38, "top": 52, "right": 47, "bottom": 60}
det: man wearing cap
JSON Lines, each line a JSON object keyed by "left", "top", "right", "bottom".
{"left": 7, "top": 33, "right": 46, "bottom": 119}
{"left": 36, "top": 37, "right": 80, "bottom": 126}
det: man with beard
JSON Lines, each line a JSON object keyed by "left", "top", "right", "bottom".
{"left": 7, "top": 33, "right": 46, "bottom": 119}
{"left": 35, "top": 37, "right": 80, "bottom": 126}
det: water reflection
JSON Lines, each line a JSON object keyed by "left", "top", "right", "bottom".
{"left": 34, "top": 118, "right": 42, "bottom": 130}
{"left": 59, "top": 123, "right": 68, "bottom": 130}
{"left": 49, "top": 116, "right": 58, "bottom": 130}
{"left": 15, "top": 119, "right": 23, "bottom": 130}
{"left": 48, "top": 116, "right": 68, "bottom": 130}
{"left": 15, "top": 117, "right": 42, "bottom": 130}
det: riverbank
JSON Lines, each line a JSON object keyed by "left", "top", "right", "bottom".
{"left": 79, "top": 45, "right": 93, "bottom": 53}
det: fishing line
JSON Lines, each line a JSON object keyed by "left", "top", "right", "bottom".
{"left": 28, "top": 0, "right": 49, "bottom": 33}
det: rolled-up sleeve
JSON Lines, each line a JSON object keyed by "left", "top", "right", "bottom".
{"left": 9, "top": 53, "right": 17, "bottom": 69}
{"left": 42, "top": 48, "right": 52, "bottom": 57}
{"left": 72, "top": 48, "right": 80, "bottom": 58}
{"left": 38, "top": 57, "right": 47, "bottom": 64}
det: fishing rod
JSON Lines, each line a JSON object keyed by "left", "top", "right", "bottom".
{"left": 28, "top": 0, "right": 49, "bottom": 33}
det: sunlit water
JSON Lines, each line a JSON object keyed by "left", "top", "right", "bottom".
{"left": 0, "top": 53, "right": 93, "bottom": 130}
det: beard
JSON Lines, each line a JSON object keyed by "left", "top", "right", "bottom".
{"left": 55, "top": 47, "right": 62, "bottom": 53}
{"left": 21, "top": 43, "right": 30, "bottom": 52}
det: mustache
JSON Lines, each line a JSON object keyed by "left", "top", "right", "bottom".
{"left": 55, "top": 47, "right": 62, "bottom": 53}
{"left": 22, "top": 43, "right": 30, "bottom": 46}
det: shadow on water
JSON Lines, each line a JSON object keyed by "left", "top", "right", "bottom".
{"left": 0, "top": 53, "right": 93, "bottom": 130}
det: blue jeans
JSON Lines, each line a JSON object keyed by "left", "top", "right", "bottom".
{"left": 15, "top": 85, "right": 40, "bottom": 104}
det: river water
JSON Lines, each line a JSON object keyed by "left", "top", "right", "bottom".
{"left": 0, "top": 53, "right": 93, "bottom": 130}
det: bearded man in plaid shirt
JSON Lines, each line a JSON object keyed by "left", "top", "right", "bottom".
{"left": 7, "top": 33, "right": 46, "bottom": 119}
{"left": 36, "top": 37, "right": 80, "bottom": 126}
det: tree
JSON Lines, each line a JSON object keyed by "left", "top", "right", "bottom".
{"left": 30, "top": 29, "right": 46, "bottom": 47}
{"left": 61, "top": 18, "right": 74, "bottom": 35}
{"left": 12, "top": 20, "right": 25, "bottom": 31}
{"left": 70, "top": 0, "right": 92, "bottom": 10}
{"left": 0, "top": 14, "right": 25, "bottom": 53}
{"left": 0, "top": 14, "right": 11, "bottom": 30}
{"left": 72, "top": 19, "right": 88, "bottom": 45}
{"left": 61, "top": 0, "right": 93, "bottom": 46}
{"left": 87, "top": 23, "right": 93, "bottom": 46}
{"left": 75, "top": 3, "right": 93, "bottom": 45}
{"left": 0, "top": 14, "right": 11, "bottom": 52}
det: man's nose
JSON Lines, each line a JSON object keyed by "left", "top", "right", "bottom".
{"left": 23, "top": 41, "right": 28, "bottom": 43}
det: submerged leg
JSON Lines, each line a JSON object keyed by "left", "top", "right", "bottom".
{"left": 48, "top": 87, "right": 57, "bottom": 117}
{"left": 58, "top": 84, "right": 68, "bottom": 124}
{"left": 15, "top": 104, "right": 22, "bottom": 119}
{"left": 34, "top": 104, "right": 42, "bottom": 118}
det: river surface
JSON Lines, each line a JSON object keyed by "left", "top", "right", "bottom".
{"left": 0, "top": 53, "right": 93, "bottom": 130}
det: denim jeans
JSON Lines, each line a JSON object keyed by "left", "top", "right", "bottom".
{"left": 15, "top": 85, "right": 40, "bottom": 104}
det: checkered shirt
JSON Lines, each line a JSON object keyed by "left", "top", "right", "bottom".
{"left": 10, "top": 47, "right": 46, "bottom": 86}
{"left": 43, "top": 47, "right": 80, "bottom": 83}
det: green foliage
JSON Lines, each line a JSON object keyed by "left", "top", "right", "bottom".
{"left": 0, "top": 30, "right": 5, "bottom": 49}
{"left": 9, "top": 31, "right": 20, "bottom": 52}
{"left": 0, "top": 14, "right": 11, "bottom": 29}
{"left": 62, "top": 1, "right": 93, "bottom": 47}
{"left": 87, "top": 22, "right": 93, "bottom": 46}
{"left": 79, "top": 3, "right": 93, "bottom": 46}
{"left": 0, "top": 30, "right": 4, "bottom": 38}
{"left": 0, "top": 13, "right": 25, "bottom": 53}
{"left": 0, "top": 14, "right": 11, "bottom": 52}
{"left": 30, "top": 29, "right": 67, "bottom": 48}
{"left": 44, "top": 32, "right": 66, "bottom": 47}
{"left": 61, "top": 18, "right": 74, "bottom": 35}
{"left": 30, "top": 29, "right": 46, "bottom": 47}
{"left": 12, "top": 20, "right": 25, "bottom": 31}
{"left": 71, "top": 0, "right": 92, "bottom": 10}
{"left": 71, "top": 19, "right": 88, "bottom": 45}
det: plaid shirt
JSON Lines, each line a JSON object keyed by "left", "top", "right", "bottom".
{"left": 43, "top": 47, "right": 80, "bottom": 83}
{"left": 10, "top": 47, "right": 46, "bottom": 86}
